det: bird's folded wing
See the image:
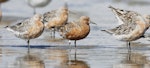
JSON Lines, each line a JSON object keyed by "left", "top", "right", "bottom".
{"left": 9, "top": 19, "right": 32, "bottom": 33}
{"left": 42, "top": 10, "right": 57, "bottom": 23}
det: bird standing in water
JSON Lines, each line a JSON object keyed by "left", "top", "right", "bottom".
{"left": 59, "top": 16, "right": 91, "bottom": 63}
{"left": 42, "top": 2, "right": 68, "bottom": 38}
{"left": 102, "top": 6, "right": 150, "bottom": 51}
{"left": 5, "top": 14, "right": 44, "bottom": 53}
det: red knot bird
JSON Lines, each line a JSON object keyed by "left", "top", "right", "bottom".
{"left": 59, "top": 16, "right": 90, "bottom": 63}
{"left": 42, "top": 2, "right": 68, "bottom": 38}
{"left": 26, "top": 0, "right": 51, "bottom": 14}
{"left": 5, "top": 14, "right": 44, "bottom": 53}
{"left": 102, "top": 6, "right": 150, "bottom": 51}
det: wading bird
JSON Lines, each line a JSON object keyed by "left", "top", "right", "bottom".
{"left": 102, "top": 6, "right": 150, "bottom": 51}
{"left": 5, "top": 14, "right": 44, "bottom": 52}
{"left": 42, "top": 2, "right": 68, "bottom": 38}
{"left": 59, "top": 16, "right": 91, "bottom": 63}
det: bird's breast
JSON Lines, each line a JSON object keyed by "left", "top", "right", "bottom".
{"left": 66, "top": 24, "right": 90, "bottom": 40}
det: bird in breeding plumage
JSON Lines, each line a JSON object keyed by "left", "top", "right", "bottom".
{"left": 42, "top": 2, "right": 68, "bottom": 38}
{"left": 59, "top": 16, "right": 90, "bottom": 63}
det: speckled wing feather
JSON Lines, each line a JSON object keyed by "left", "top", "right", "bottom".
{"left": 117, "top": 11, "right": 139, "bottom": 24}
{"left": 109, "top": 6, "right": 139, "bottom": 25}
{"left": 104, "top": 15, "right": 143, "bottom": 35}
{"left": 107, "top": 22, "right": 136, "bottom": 35}
{"left": 42, "top": 10, "right": 57, "bottom": 23}
{"left": 9, "top": 18, "right": 33, "bottom": 33}
{"left": 106, "top": 6, "right": 145, "bottom": 35}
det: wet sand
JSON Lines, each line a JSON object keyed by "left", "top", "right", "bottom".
{"left": 1, "top": 0, "right": 150, "bottom": 68}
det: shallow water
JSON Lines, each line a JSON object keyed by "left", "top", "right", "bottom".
{"left": 1, "top": 0, "right": 150, "bottom": 68}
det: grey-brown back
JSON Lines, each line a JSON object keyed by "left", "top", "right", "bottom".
{"left": 109, "top": 22, "right": 136, "bottom": 35}
{"left": 109, "top": 6, "right": 139, "bottom": 24}
{"left": 42, "top": 10, "right": 57, "bottom": 23}
{"left": 9, "top": 18, "right": 33, "bottom": 33}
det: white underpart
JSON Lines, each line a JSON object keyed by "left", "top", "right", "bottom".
{"left": 113, "top": 34, "right": 130, "bottom": 41}
{"left": 115, "top": 14, "right": 124, "bottom": 25}
{"left": 26, "top": 0, "right": 51, "bottom": 7}
{"left": 113, "top": 16, "right": 147, "bottom": 41}
{"left": 112, "top": 10, "right": 124, "bottom": 25}
{"left": 6, "top": 27, "right": 28, "bottom": 37}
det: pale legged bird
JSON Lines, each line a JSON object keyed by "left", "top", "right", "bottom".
{"left": 42, "top": 3, "right": 68, "bottom": 38}
{"left": 102, "top": 6, "right": 150, "bottom": 51}
{"left": 26, "top": 0, "right": 51, "bottom": 14}
{"left": 5, "top": 14, "right": 44, "bottom": 53}
{"left": 59, "top": 16, "right": 90, "bottom": 63}
{"left": 109, "top": 6, "right": 142, "bottom": 25}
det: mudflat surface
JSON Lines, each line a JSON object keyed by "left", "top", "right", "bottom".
{"left": 1, "top": 0, "right": 150, "bottom": 68}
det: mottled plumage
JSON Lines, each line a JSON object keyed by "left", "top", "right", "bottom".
{"left": 43, "top": 6, "right": 68, "bottom": 29}
{"left": 6, "top": 14, "right": 44, "bottom": 40}
{"left": 5, "top": 14, "right": 44, "bottom": 51}
{"left": 42, "top": 3, "right": 68, "bottom": 38}
{"left": 106, "top": 15, "right": 147, "bottom": 41}
{"left": 42, "top": 10, "right": 57, "bottom": 23}
{"left": 102, "top": 6, "right": 150, "bottom": 51}
{"left": 109, "top": 5, "right": 139, "bottom": 25}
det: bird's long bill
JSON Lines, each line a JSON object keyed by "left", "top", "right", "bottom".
{"left": 90, "top": 21, "right": 97, "bottom": 25}
{"left": 108, "top": 5, "right": 126, "bottom": 25}
{"left": 109, "top": 5, "right": 118, "bottom": 13}
{"left": 108, "top": 5, "right": 116, "bottom": 10}
{"left": 108, "top": 5, "right": 121, "bottom": 16}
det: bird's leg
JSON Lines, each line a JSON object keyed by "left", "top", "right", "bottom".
{"left": 33, "top": 8, "right": 36, "bottom": 15}
{"left": 127, "top": 49, "right": 131, "bottom": 61}
{"left": 127, "top": 42, "right": 131, "bottom": 52}
{"left": 74, "top": 40, "right": 77, "bottom": 61}
{"left": 27, "top": 40, "right": 30, "bottom": 54}
{"left": 71, "top": 40, "right": 77, "bottom": 65}
{"left": 74, "top": 44, "right": 77, "bottom": 61}
{"left": 53, "top": 27, "right": 55, "bottom": 39}
{"left": 50, "top": 29, "right": 53, "bottom": 38}
{"left": 68, "top": 40, "right": 72, "bottom": 64}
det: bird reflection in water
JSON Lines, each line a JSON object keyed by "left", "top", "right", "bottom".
{"left": 113, "top": 51, "right": 150, "bottom": 68}
{"left": 46, "top": 49, "right": 90, "bottom": 68}
{"left": 14, "top": 49, "right": 45, "bottom": 68}
{"left": 67, "top": 50, "right": 90, "bottom": 68}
